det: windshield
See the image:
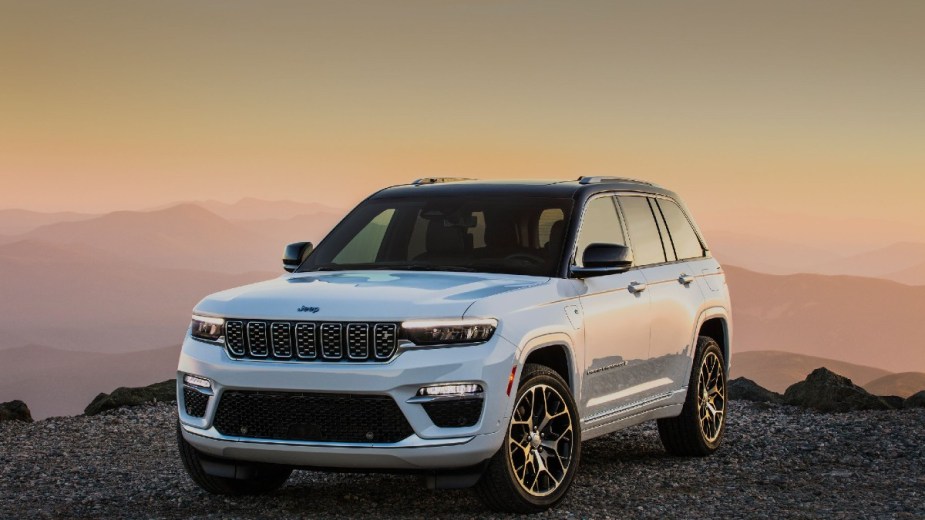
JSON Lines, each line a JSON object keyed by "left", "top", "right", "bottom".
{"left": 299, "top": 195, "right": 574, "bottom": 277}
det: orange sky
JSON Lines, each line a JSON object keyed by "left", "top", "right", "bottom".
{"left": 1, "top": 1, "right": 923, "bottom": 223}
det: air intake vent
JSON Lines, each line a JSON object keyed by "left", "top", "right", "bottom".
{"left": 213, "top": 391, "right": 414, "bottom": 443}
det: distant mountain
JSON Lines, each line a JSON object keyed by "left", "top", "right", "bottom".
{"left": 809, "top": 242, "right": 925, "bottom": 280}
{"left": 21, "top": 203, "right": 285, "bottom": 273}
{"left": 730, "top": 350, "right": 891, "bottom": 393}
{"left": 862, "top": 372, "right": 925, "bottom": 398}
{"left": 696, "top": 207, "right": 925, "bottom": 252}
{"left": 0, "top": 239, "right": 275, "bottom": 352}
{"left": 884, "top": 262, "right": 925, "bottom": 286}
{"left": 20, "top": 203, "right": 343, "bottom": 273}
{"left": 236, "top": 212, "right": 345, "bottom": 248}
{"left": 706, "top": 230, "right": 843, "bottom": 275}
{"left": 193, "top": 198, "right": 344, "bottom": 221}
{"left": 726, "top": 266, "right": 925, "bottom": 373}
{"left": 0, "top": 209, "right": 97, "bottom": 235}
{"left": 0, "top": 344, "right": 180, "bottom": 419}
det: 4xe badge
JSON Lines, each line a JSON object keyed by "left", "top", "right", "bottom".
{"left": 297, "top": 305, "right": 320, "bottom": 313}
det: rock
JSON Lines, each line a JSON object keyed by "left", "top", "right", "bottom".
{"left": 784, "top": 368, "right": 893, "bottom": 412}
{"left": 728, "top": 377, "right": 782, "bottom": 403}
{"left": 880, "top": 395, "right": 905, "bottom": 409}
{"left": 84, "top": 380, "right": 176, "bottom": 416}
{"left": 905, "top": 391, "right": 925, "bottom": 408}
{"left": 0, "top": 400, "right": 34, "bottom": 422}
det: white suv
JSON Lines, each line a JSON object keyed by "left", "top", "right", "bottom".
{"left": 177, "top": 177, "right": 732, "bottom": 513}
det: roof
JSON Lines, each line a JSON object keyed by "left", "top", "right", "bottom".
{"left": 370, "top": 177, "right": 679, "bottom": 202}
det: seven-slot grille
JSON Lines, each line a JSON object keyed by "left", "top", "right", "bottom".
{"left": 224, "top": 320, "right": 399, "bottom": 362}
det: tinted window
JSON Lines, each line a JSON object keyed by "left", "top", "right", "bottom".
{"left": 657, "top": 199, "right": 704, "bottom": 260}
{"left": 538, "top": 208, "right": 565, "bottom": 248}
{"left": 651, "top": 200, "right": 677, "bottom": 262}
{"left": 618, "top": 196, "right": 667, "bottom": 266}
{"left": 301, "top": 196, "right": 573, "bottom": 277}
{"left": 574, "top": 196, "right": 625, "bottom": 267}
{"left": 333, "top": 209, "right": 394, "bottom": 264}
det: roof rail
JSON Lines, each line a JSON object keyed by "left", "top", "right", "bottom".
{"left": 412, "top": 177, "right": 476, "bottom": 185}
{"left": 577, "top": 176, "right": 655, "bottom": 186}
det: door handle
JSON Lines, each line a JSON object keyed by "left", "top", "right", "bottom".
{"left": 679, "top": 274, "right": 695, "bottom": 285}
{"left": 628, "top": 281, "right": 648, "bottom": 293}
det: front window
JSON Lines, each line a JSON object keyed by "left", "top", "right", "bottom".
{"left": 299, "top": 196, "right": 574, "bottom": 277}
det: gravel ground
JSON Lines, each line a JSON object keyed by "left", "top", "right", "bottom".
{"left": 1, "top": 402, "right": 923, "bottom": 519}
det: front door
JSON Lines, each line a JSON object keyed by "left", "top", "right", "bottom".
{"left": 574, "top": 195, "right": 653, "bottom": 420}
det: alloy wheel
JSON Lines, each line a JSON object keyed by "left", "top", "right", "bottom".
{"left": 507, "top": 383, "right": 574, "bottom": 497}
{"left": 697, "top": 351, "right": 726, "bottom": 443}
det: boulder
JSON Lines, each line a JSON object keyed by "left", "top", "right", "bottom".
{"left": 728, "top": 377, "right": 782, "bottom": 403}
{"left": 905, "top": 391, "right": 925, "bottom": 409}
{"left": 784, "top": 368, "right": 893, "bottom": 412}
{"left": 0, "top": 400, "right": 34, "bottom": 422}
{"left": 84, "top": 380, "right": 176, "bottom": 416}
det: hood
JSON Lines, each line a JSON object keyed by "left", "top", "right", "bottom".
{"left": 194, "top": 270, "right": 549, "bottom": 321}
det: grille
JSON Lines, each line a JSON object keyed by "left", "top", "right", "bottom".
{"left": 422, "top": 398, "right": 484, "bottom": 428}
{"left": 213, "top": 391, "right": 414, "bottom": 443}
{"left": 183, "top": 387, "right": 210, "bottom": 418}
{"left": 224, "top": 320, "right": 399, "bottom": 362}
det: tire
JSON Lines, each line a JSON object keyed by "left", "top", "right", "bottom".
{"left": 657, "top": 336, "right": 727, "bottom": 456}
{"left": 475, "top": 363, "right": 581, "bottom": 513}
{"left": 177, "top": 422, "right": 292, "bottom": 495}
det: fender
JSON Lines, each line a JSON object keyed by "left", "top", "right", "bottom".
{"left": 680, "top": 305, "right": 732, "bottom": 384}
{"left": 513, "top": 331, "right": 581, "bottom": 401}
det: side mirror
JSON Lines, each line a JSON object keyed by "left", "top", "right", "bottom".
{"left": 283, "top": 242, "right": 314, "bottom": 272}
{"left": 570, "top": 243, "right": 633, "bottom": 278}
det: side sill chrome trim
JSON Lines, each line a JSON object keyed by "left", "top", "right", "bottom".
{"left": 180, "top": 423, "right": 475, "bottom": 449}
{"left": 581, "top": 388, "right": 686, "bottom": 424}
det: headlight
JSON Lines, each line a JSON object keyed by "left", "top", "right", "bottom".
{"left": 190, "top": 315, "right": 224, "bottom": 343}
{"left": 401, "top": 318, "right": 497, "bottom": 346}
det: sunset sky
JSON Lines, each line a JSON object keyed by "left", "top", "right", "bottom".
{"left": 1, "top": 1, "right": 923, "bottom": 223}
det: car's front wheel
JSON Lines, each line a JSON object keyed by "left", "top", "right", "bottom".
{"left": 177, "top": 423, "right": 292, "bottom": 495}
{"left": 657, "top": 336, "right": 727, "bottom": 456}
{"left": 475, "top": 363, "right": 581, "bottom": 513}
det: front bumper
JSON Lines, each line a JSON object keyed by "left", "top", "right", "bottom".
{"left": 177, "top": 334, "right": 518, "bottom": 470}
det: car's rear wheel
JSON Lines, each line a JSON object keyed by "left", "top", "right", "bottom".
{"left": 475, "top": 363, "right": 581, "bottom": 513}
{"left": 177, "top": 423, "right": 292, "bottom": 495}
{"left": 657, "top": 336, "right": 727, "bottom": 456}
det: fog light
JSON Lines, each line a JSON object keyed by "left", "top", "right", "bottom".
{"left": 417, "top": 383, "right": 483, "bottom": 397}
{"left": 184, "top": 374, "right": 212, "bottom": 389}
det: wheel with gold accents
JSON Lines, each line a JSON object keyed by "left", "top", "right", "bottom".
{"left": 475, "top": 363, "right": 581, "bottom": 513}
{"left": 657, "top": 336, "right": 727, "bottom": 456}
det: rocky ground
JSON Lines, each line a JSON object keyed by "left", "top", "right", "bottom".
{"left": 1, "top": 402, "right": 923, "bottom": 519}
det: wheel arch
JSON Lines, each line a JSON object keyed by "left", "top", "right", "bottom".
{"left": 517, "top": 334, "right": 579, "bottom": 398}
{"left": 694, "top": 307, "right": 731, "bottom": 370}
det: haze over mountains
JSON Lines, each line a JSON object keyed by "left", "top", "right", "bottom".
{"left": 1, "top": 198, "right": 924, "bottom": 417}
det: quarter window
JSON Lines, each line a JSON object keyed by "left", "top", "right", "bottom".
{"left": 618, "top": 196, "right": 667, "bottom": 266}
{"left": 657, "top": 199, "right": 705, "bottom": 260}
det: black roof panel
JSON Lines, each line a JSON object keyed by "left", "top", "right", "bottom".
{"left": 371, "top": 178, "right": 678, "bottom": 201}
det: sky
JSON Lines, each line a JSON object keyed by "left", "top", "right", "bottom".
{"left": 1, "top": 1, "right": 923, "bottom": 223}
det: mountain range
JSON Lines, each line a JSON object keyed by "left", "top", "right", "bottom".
{"left": 1, "top": 198, "right": 924, "bottom": 416}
